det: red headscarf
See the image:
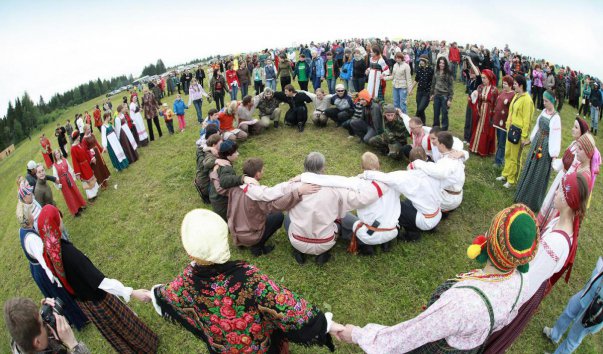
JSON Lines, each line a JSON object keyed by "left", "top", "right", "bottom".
{"left": 37, "top": 205, "right": 75, "bottom": 295}
{"left": 551, "top": 172, "right": 589, "bottom": 286}
{"left": 481, "top": 69, "right": 497, "bottom": 86}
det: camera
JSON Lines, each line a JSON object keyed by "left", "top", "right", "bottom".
{"left": 40, "top": 298, "right": 65, "bottom": 331}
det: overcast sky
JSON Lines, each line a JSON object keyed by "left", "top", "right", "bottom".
{"left": 1, "top": 0, "right": 601, "bottom": 115}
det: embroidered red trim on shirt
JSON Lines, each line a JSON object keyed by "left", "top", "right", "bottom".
{"left": 371, "top": 181, "right": 383, "bottom": 198}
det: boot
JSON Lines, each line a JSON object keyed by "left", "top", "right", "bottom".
{"left": 298, "top": 122, "right": 305, "bottom": 132}
{"left": 273, "top": 120, "right": 279, "bottom": 128}
{"left": 381, "top": 241, "right": 392, "bottom": 253}
{"left": 315, "top": 252, "right": 332, "bottom": 265}
{"left": 293, "top": 249, "right": 306, "bottom": 265}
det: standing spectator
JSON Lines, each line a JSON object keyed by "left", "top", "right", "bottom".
{"left": 142, "top": 88, "right": 163, "bottom": 141}
{"left": 462, "top": 57, "right": 482, "bottom": 143}
{"left": 225, "top": 63, "right": 239, "bottom": 102}
{"left": 339, "top": 49, "right": 353, "bottom": 92}
{"left": 159, "top": 103, "right": 175, "bottom": 135}
{"left": 188, "top": 78, "right": 210, "bottom": 124}
{"left": 366, "top": 46, "right": 389, "bottom": 101}
{"left": 310, "top": 49, "right": 325, "bottom": 92}
{"left": 532, "top": 64, "right": 545, "bottom": 110}
{"left": 195, "top": 65, "right": 206, "bottom": 88}
{"left": 579, "top": 77, "right": 591, "bottom": 116}
{"left": 543, "top": 258, "right": 603, "bottom": 354}
{"left": 492, "top": 76, "right": 516, "bottom": 168}
{"left": 264, "top": 58, "right": 277, "bottom": 91}
{"left": 324, "top": 51, "right": 339, "bottom": 94}
{"left": 65, "top": 119, "right": 74, "bottom": 144}
{"left": 53, "top": 150, "right": 87, "bottom": 216}
{"left": 166, "top": 73, "right": 175, "bottom": 96}
{"left": 40, "top": 134, "right": 54, "bottom": 168}
{"left": 555, "top": 68, "right": 567, "bottom": 111}
{"left": 590, "top": 82, "right": 602, "bottom": 135}
{"left": 383, "top": 52, "right": 412, "bottom": 113}
{"left": 491, "top": 48, "right": 501, "bottom": 84}
{"left": 430, "top": 57, "right": 454, "bottom": 130}
{"left": 276, "top": 54, "right": 293, "bottom": 91}
{"left": 173, "top": 72, "right": 182, "bottom": 94}
{"left": 173, "top": 94, "right": 189, "bottom": 133}
{"left": 55, "top": 124, "right": 68, "bottom": 158}
{"left": 469, "top": 69, "right": 498, "bottom": 156}
{"left": 412, "top": 55, "right": 433, "bottom": 124}
{"left": 448, "top": 42, "right": 461, "bottom": 81}
{"left": 352, "top": 49, "right": 367, "bottom": 92}
{"left": 236, "top": 62, "right": 251, "bottom": 98}
{"left": 293, "top": 53, "right": 311, "bottom": 91}
{"left": 252, "top": 61, "right": 265, "bottom": 95}
{"left": 183, "top": 69, "right": 193, "bottom": 94}
{"left": 92, "top": 105, "right": 102, "bottom": 133}
{"left": 210, "top": 69, "right": 228, "bottom": 110}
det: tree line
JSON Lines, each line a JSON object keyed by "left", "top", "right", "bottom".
{"left": 0, "top": 59, "right": 167, "bottom": 151}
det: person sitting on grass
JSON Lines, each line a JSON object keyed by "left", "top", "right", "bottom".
{"left": 195, "top": 131, "right": 221, "bottom": 204}
{"left": 214, "top": 157, "right": 320, "bottom": 257}
{"left": 272, "top": 85, "right": 313, "bottom": 132}
{"left": 299, "top": 88, "right": 333, "bottom": 127}
{"left": 285, "top": 152, "right": 384, "bottom": 265}
{"left": 368, "top": 104, "right": 409, "bottom": 159}
{"left": 299, "top": 152, "right": 398, "bottom": 256}
{"left": 148, "top": 209, "right": 336, "bottom": 353}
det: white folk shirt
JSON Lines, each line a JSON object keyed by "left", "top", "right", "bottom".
{"left": 524, "top": 216, "right": 571, "bottom": 299}
{"left": 412, "top": 154, "right": 466, "bottom": 212}
{"left": 287, "top": 181, "right": 383, "bottom": 255}
{"left": 401, "top": 113, "right": 431, "bottom": 151}
{"left": 363, "top": 170, "right": 442, "bottom": 231}
{"left": 300, "top": 173, "right": 398, "bottom": 245}
{"left": 352, "top": 272, "right": 528, "bottom": 353}
{"left": 431, "top": 136, "right": 469, "bottom": 162}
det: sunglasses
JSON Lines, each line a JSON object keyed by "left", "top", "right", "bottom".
{"left": 336, "top": 90, "right": 344, "bottom": 93}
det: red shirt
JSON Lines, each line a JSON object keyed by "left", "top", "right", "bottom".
{"left": 93, "top": 109, "right": 102, "bottom": 127}
{"left": 449, "top": 47, "right": 461, "bottom": 63}
{"left": 225, "top": 70, "right": 239, "bottom": 88}
{"left": 218, "top": 111, "right": 235, "bottom": 131}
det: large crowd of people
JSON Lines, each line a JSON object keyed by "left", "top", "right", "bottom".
{"left": 6, "top": 37, "right": 603, "bottom": 353}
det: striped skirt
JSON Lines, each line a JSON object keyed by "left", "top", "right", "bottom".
{"left": 77, "top": 293, "right": 158, "bottom": 353}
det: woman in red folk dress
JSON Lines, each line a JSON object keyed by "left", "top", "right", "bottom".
{"left": 70, "top": 131, "right": 99, "bottom": 201}
{"left": 469, "top": 69, "right": 499, "bottom": 156}
{"left": 40, "top": 134, "right": 54, "bottom": 168}
{"left": 82, "top": 124, "right": 111, "bottom": 189}
{"left": 52, "top": 150, "right": 86, "bottom": 216}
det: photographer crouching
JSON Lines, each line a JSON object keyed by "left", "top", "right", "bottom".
{"left": 4, "top": 298, "right": 90, "bottom": 354}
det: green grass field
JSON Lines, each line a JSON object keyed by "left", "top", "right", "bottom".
{"left": 1, "top": 77, "right": 602, "bottom": 353}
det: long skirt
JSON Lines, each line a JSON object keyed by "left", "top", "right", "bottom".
{"left": 90, "top": 147, "right": 111, "bottom": 187}
{"left": 58, "top": 179, "right": 87, "bottom": 216}
{"left": 484, "top": 282, "right": 547, "bottom": 352}
{"left": 29, "top": 262, "right": 88, "bottom": 330}
{"left": 108, "top": 144, "right": 129, "bottom": 171}
{"left": 119, "top": 130, "right": 139, "bottom": 164}
{"left": 515, "top": 132, "right": 552, "bottom": 212}
{"left": 76, "top": 293, "right": 158, "bottom": 353}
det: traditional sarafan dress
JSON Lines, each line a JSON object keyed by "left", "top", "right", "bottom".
{"left": 52, "top": 157, "right": 86, "bottom": 215}
{"left": 40, "top": 136, "right": 54, "bottom": 168}
{"left": 83, "top": 133, "right": 111, "bottom": 188}
{"left": 151, "top": 261, "right": 334, "bottom": 354}
{"left": 115, "top": 114, "right": 139, "bottom": 164}
{"left": 514, "top": 109, "right": 561, "bottom": 212}
{"left": 469, "top": 84, "right": 498, "bottom": 156}
{"left": 70, "top": 142, "right": 99, "bottom": 200}
{"left": 366, "top": 56, "right": 389, "bottom": 100}
{"left": 129, "top": 101, "right": 149, "bottom": 146}
{"left": 37, "top": 205, "right": 158, "bottom": 353}
{"left": 101, "top": 123, "right": 129, "bottom": 171}
{"left": 18, "top": 226, "right": 88, "bottom": 329}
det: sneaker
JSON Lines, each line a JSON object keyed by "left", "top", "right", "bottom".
{"left": 262, "top": 245, "right": 275, "bottom": 255}
{"left": 273, "top": 121, "right": 279, "bottom": 128}
{"left": 347, "top": 135, "right": 357, "bottom": 140}
{"left": 496, "top": 176, "right": 506, "bottom": 182}
{"left": 543, "top": 327, "right": 557, "bottom": 344}
{"left": 503, "top": 182, "right": 512, "bottom": 189}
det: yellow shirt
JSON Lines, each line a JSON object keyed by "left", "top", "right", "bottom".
{"left": 506, "top": 93, "right": 535, "bottom": 140}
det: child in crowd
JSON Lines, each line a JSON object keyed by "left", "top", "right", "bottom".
{"left": 160, "top": 103, "right": 175, "bottom": 135}
{"left": 173, "top": 94, "right": 189, "bottom": 133}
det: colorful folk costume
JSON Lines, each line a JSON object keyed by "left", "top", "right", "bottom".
{"left": 366, "top": 55, "right": 389, "bottom": 101}
{"left": 40, "top": 136, "right": 54, "bottom": 168}
{"left": 469, "top": 69, "right": 498, "bottom": 156}
{"left": 538, "top": 125, "right": 599, "bottom": 227}
{"left": 514, "top": 91, "right": 561, "bottom": 212}
{"left": 70, "top": 131, "right": 99, "bottom": 200}
{"left": 150, "top": 209, "right": 335, "bottom": 354}
{"left": 101, "top": 123, "right": 129, "bottom": 171}
{"left": 52, "top": 156, "right": 86, "bottom": 216}
{"left": 16, "top": 181, "right": 88, "bottom": 330}
{"left": 485, "top": 174, "right": 587, "bottom": 352}
{"left": 500, "top": 92, "right": 535, "bottom": 185}
{"left": 350, "top": 204, "right": 539, "bottom": 353}
{"left": 115, "top": 113, "right": 139, "bottom": 164}
{"left": 130, "top": 101, "right": 149, "bottom": 146}
{"left": 83, "top": 131, "right": 111, "bottom": 189}
{"left": 37, "top": 205, "right": 158, "bottom": 353}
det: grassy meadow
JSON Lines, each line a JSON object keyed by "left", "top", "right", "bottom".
{"left": 0, "top": 76, "right": 602, "bottom": 353}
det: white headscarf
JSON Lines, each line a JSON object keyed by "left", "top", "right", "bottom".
{"left": 181, "top": 209, "right": 230, "bottom": 264}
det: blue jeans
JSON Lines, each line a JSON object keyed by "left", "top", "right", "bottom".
{"left": 193, "top": 99, "right": 203, "bottom": 123}
{"left": 240, "top": 83, "right": 248, "bottom": 98}
{"left": 312, "top": 77, "right": 322, "bottom": 91}
{"left": 230, "top": 85, "right": 238, "bottom": 101}
{"left": 591, "top": 106, "right": 599, "bottom": 130}
{"left": 450, "top": 62, "right": 458, "bottom": 81}
{"left": 327, "top": 78, "right": 336, "bottom": 94}
{"left": 433, "top": 94, "right": 449, "bottom": 130}
{"left": 266, "top": 78, "right": 276, "bottom": 91}
{"left": 415, "top": 90, "right": 430, "bottom": 124}
{"left": 550, "top": 291, "right": 601, "bottom": 353}
{"left": 495, "top": 128, "right": 506, "bottom": 166}
{"left": 393, "top": 87, "right": 408, "bottom": 113}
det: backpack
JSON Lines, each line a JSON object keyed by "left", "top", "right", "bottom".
{"left": 340, "top": 62, "right": 353, "bottom": 80}
{"left": 581, "top": 272, "right": 603, "bottom": 328}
